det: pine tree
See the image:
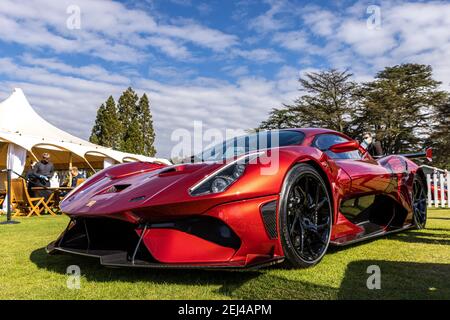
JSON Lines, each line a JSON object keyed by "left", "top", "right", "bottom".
{"left": 89, "top": 103, "right": 106, "bottom": 145}
{"left": 90, "top": 88, "right": 158, "bottom": 156}
{"left": 89, "top": 96, "right": 121, "bottom": 148}
{"left": 354, "top": 64, "right": 448, "bottom": 154}
{"left": 121, "top": 120, "right": 143, "bottom": 154}
{"left": 138, "top": 93, "right": 157, "bottom": 156}
{"left": 258, "top": 69, "right": 357, "bottom": 135}
{"left": 117, "top": 87, "right": 140, "bottom": 153}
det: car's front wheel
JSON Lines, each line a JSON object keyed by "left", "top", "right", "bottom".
{"left": 279, "top": 163, "right": 333, "bottom": 268}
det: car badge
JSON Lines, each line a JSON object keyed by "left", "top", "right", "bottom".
{"left": 86, "top": 200, "right": 96, "bottom": 207}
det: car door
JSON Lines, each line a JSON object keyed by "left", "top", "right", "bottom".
{"left": 312, "top": 133, "right": 391, "bottom": 197}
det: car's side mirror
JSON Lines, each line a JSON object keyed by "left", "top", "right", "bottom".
{"left": 328, "top": 140, "right": 360, "bottom": 153}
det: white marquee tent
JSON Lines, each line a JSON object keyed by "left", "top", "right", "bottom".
{"left": 0, "top": 88, "right": 170, "bottom": 185}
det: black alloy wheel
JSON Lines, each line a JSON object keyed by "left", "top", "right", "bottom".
{"left": 279, "top": 164, "right": 333, "bottom": 268}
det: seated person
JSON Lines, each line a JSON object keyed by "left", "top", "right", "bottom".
{"left": 62, "top": 167, "right": 84, "bottom": 188}
{"left": 361, "top": 132, "right": 383, "bottom": 157}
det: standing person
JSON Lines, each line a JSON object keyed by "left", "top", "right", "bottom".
{"left": 361, "top": 132, "right": 383, "bottom": 157}
{"left": 31, "top": 153, "right": 54, "bottom": 200}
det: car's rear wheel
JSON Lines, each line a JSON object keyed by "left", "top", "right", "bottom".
{"left": 412, "top": 175, "right": 427, "bottom": 229}
{"left": 279, "top": 164, "right": 333, "bottom": 268}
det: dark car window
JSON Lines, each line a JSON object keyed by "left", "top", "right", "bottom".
{"left": 192, "top": 130, "right": 305, "bottom": 162}
{"left": 313, "top": 134, "right": 361, "bottom": 159}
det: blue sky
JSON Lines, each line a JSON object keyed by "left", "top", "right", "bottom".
{"left": 0, "top": 0, "right": 449, "bottom": 157}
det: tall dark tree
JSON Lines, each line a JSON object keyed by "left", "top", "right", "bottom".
{"left": 89, "top": 96, "right": 121, "bottom": 148}
{"left": 426, "top": 99, "right": 450, "bottom": 169}
{"left": 259, "top": 106, "right": 298, "bottom": 130}
{"left": 354, "top": 64, "right": 448, "bottom": 154}
{"left": 90, "top": 88, "right": 158, "bottom": 156}
{"left": 117, "top": 87, "right": 140, "bottom": 153}
{"left": 137, "top": 93, "right": 156, "bottom": 156}
{"left": 258, "top": 69, "right": 357, "bottom": 135}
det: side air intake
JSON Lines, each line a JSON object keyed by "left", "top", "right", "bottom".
{"left": 261, "top": 201, "right": 278, "bottom": 239}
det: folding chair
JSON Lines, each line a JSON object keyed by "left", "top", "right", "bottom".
{"left": 40, "top": 191, "right": 57, "bottom": 215}
{"left": 0, "top": 193, "right": 4, "bottom": 215}
{"left": 7, "top": 178, "right": 45, "bottom": 217}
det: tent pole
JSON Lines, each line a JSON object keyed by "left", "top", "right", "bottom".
{"left": 6, "top": 169, "right": 11, "bottom": 221}
{"left": 29, "top": 151, "right": 39, "bottom": 162}
{"left": 1, "top": 169, "right": 19, "bottom": 225}
{"left": 83, "top": 157, "right": 96, "bottom": 173}
{"left": 69, "top": 152, "right": 73, "bottom": 183}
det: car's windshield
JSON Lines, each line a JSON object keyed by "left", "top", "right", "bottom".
{"left": 189, "top": 130, "right": 305, "bottom": 162}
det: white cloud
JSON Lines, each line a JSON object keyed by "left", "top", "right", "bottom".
{"left": 0, "top": 56, "right": 300, "bottom": 157}
{"left": 232, "top": 48, "right": 283, "bottom": 63}
{"left": 143, "top": 36, "right": 192, "bottom": 60}
{"left": 337, "top": 20, "right": 397, "bottom": 56}
{"left": 263, "top": 1, "right": 450, "bottom": 87}
{"left": 248, "top": 0, "right": 295, "bottom": 33}
{"left": 272, "top": 30, "right": 319, "bottom": 52}
{"left": 301, "top": 9, "right": 338, "bottom": 37}
{"left": 2, "top": 0, "right": 450, "bottom": 159}
{"left": 0, "top": 0, "right": 238, "bottom": 62}
{"left": 20, "top": 54, "right": 131, "bottom": 85}
{"left": 332, "top": 1, "right": 450, "bottom": 86}
{"left": 222, "top": 65, "right": 250, "bottom": 77}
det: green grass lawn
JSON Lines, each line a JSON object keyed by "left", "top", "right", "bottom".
{"left": 0, "top": 209, "right": 449, "bottom": 300}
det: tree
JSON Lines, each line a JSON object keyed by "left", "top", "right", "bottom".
{"left": 90, "top": 88, "right": 158, "bottom": 156}
{"left": 354, "top": 64, "right": 448, "bottom": 154}
{"left": 426, "top": 99, "right": 450, "bottom": 169}
{"left": 137, "top": 93, "right": 157, "bottom": 156}
{"left": 117, "top": 87, "right": 140, "bottom": 153}
{"left": 89, "top": 96, "right": 121, "bottom": 148}
{"left": 258, "top": 69, "right": 357, "bottom": 135}
{"left": 259, "top": 105, "right": 298, "bottom": 130}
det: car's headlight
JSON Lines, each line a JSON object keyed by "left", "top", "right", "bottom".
{"left": 189, "top": 153, "right": 261, "bottom": 196}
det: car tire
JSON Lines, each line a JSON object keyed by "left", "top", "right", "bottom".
{"left": 412, "top": 174, "right": 427, "bottom": 229}
{"left": 279, "top": 163, "right": 333, "bottom": 268}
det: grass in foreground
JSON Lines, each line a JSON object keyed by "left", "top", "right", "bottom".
{"left": 0, "top": 209, "right": 449, "bottom": 300}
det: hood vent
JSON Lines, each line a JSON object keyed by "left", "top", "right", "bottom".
{"left": 105, "top": 184, "right": 131, "bottom": 194}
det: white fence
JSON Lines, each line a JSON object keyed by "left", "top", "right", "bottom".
{"left": 425, "top": 166, "right": 449, "bottom": 208}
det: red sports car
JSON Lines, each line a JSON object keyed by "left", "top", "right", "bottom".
{"left": 47, "top": 128, "right": 428, "bottom": 269}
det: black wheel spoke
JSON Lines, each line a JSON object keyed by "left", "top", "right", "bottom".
{"left": 412, "top": 178, "right": 427, "bottom": 228}
{"left": 316, "top": 218, "right": 330, "bottom": 231}
{"left": 314, "top": 198, "right": 327, "bottom": 212}
{"left": 289, "top": 215, "right": 298, "bottom": 236}
{"left": 298, "top": 218, "right": 305, "bottom": 253}
{"left": 286, "top": 173, "right": 332, "bottom": 262}
{"left": 314, "top": 183, "right": 320, "bottom": 206}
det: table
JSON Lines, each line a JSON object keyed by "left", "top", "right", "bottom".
{"left": 31, "top": 186, "right": 74, "bottom": 213}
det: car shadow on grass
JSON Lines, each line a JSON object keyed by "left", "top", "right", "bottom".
{"left": 30, "top": 246, "right": 339, "bottom": 299}
{"left": 235, "top": 260, "right": 450, "bottom": 299}
{"left": 338, "top": 260, "right": 450, "bottom": 299}
{"left": 28, "top": 213, "right": 450, "bottom": 299}
{"left": 389, "top": 230, "right": 450, "bottom": 245}
{"left": 327, "top": 226, "right": 450, "bottom": 253}
{"left": 30, "top": 247, "right": 262, "bottom": 298}
{"left": 30, "top": 247, "right": 450, "bottom": 299}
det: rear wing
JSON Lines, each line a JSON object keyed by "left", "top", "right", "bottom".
{"left": 374, "top": 148, "right": 432, "bottom": 162}
{"left": 401, "top": 148, "right": 432, "bottom": 162}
